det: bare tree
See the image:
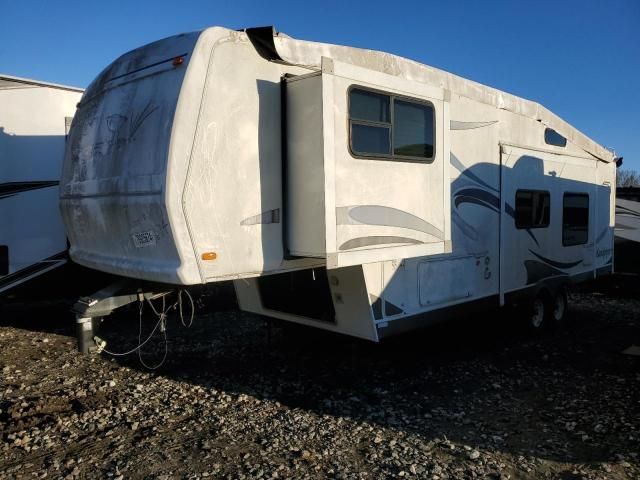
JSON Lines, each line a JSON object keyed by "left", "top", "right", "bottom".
{"left": 617, "top": 168, "right": 640, "bottom": 188}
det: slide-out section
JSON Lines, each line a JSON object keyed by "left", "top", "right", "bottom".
{"left": 285, "top": 57, "right": 451, "bottom": 269}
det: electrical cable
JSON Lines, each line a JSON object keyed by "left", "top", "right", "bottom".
{"left": 138, "top": 295, "right": 168, "bottom": 370}
{"left": 99, "top": 301, "right": 163, "bottom": 357}
{"left": 178, "top": 289, "right": 195, "bottom": 328}
{"left": 96, "top": 289, "right": 196, "bottom": 370}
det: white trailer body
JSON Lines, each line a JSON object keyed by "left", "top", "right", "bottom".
{"left": 60, "top": 27, "right": 617, "bottom": 340}
{"left": 1, "top": 75, "right": 83, "bottom": 293}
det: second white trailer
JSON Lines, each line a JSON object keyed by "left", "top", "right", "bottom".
{"left": 1, "top": 75, "right": 83, "bottom": 293}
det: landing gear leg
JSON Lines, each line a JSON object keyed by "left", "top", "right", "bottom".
{"left": 76, "top": 316, "right": 96, "bottom": 354}
{"left": 72, "top": 279, "right": 171, "bottom": 354}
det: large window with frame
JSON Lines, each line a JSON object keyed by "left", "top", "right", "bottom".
{"left": 349, "top": 87, "right": 434, "bottom": 161}
{"left": 515, "top": 190, "right": 550, "bottom": 229}
{"left": 562, "top": 193, "right": 589, "bottom": 246}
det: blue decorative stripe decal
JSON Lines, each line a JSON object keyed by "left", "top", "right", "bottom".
{"left": 450, "top": 153, "right": 499, "bottom": 193}
{"left": 0, "top": 251, "right": 67, "bottom": 289}
{"left": 595, "top": 226, "right": 609, "bottom": 243}
{"left": 528, "top": 250, "right": 582, "bottom": 269}
{"left": 505, "top": 203, "right": 515, "bottom": 218}
{"left": 0, "top": 181, "right": 59, "bottom": 200}
{"left": 452, "top": 210, "right": 479, "bottom": 241}
{"left": 454, "top": 188, "right": 500, "bottom": 212}
{"left": 525, "top": 229, "right": 540, "bottom": 247}
{"left": 525, "top": 260, "right": 567, "bottom": 284}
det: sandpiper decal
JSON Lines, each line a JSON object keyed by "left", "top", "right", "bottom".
{"left": 337, "top": 205, "right": 444, "bottom": 240}
{"left": 240, "top": 209, "right": 280, "bottom": 225}
{"left": 339, "top": 236, "right": 423, "bottom": 251}
{"left": 450, "top": 120, "right": 498, "bottom": 131}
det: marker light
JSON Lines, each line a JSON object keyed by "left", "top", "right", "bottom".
{"left": 201, "top": 252, "right": 217, "bottom": 261}
{"left": 172, "top": 56, "right": 184, "bottom": 66}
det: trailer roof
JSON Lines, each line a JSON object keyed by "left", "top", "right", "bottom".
{"left": 0, "top": 74, "right": 84, "bottom": 93}
{"left": 248, "top": 28, "right": 615, "bottom": 163}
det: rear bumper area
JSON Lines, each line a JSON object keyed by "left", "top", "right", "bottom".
{"left": 69, "top": 247, "right": 184, "bottom": 285}
{"left": 61, "top": 193, "right": 200, "bottom": 285}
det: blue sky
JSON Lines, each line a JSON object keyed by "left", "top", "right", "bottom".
{"left": 1, "top": 0, "right": 638, "bottom": 169}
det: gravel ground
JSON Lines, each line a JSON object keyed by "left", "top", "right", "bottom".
{"left": 1, "top": 278, "right": 639, "bottom": 479}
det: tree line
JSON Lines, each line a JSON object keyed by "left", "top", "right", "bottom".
{"left": 617, "top": 168, "right": 640, "bottom": 188}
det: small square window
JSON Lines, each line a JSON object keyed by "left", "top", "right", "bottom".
{"left": 563, "top": 193, "right": 589, "bottom": 246}
{"left": 544, "top": 128, "right": 567, "bottom": 147}
{"left": 393, "top": 100, "right": 434, "bottom": 158}
{"left": 350, "top": 89, "right": 390, "bottom": 123}
{"left": 351, "top": 124, "right": 391, "bottom": 156}
{"left": 515, "top": 190, "right": 550, "bottom": 229}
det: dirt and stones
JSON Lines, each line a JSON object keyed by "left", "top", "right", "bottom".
{"left": 1, "top": 278, "right": 639, "bottom": 479}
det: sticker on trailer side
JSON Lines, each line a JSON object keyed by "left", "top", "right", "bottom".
{"left": 132, "top": 231, "right": 156, "bottom": 248}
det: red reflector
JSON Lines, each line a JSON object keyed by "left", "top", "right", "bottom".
{"left": 172, "top": 56, "right": 184, "bottom": 66}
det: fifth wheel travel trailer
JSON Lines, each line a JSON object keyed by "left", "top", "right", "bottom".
{"left": 60, "top": 26, "right": 618, "bottom": 352}
{"left": 1, "top": 75, "right": 83, "bottom": 293}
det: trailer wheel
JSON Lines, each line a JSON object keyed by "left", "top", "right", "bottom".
{"left": 550, "top": 287, "right": 568, "bottom": 325}
{"left": 527, "top": 295, "right": 548, "bottom": 330}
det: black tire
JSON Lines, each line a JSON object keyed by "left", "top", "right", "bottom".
{"left": 525, "top": 293, "right": 549, "bottom": 331}
{"left": 549, "top": 287, "right": 569, "bottom": 326}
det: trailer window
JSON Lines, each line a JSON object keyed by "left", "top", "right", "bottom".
{"left": 544, "top": 128, "right": 567, "bottom": 147}
{"left": 351, "top": 124, "right": 391, "bottom": 155}
{"left": 394, "top": 100, "right": 434, "bottom": 158}
{"left": 515, "top": 190, "right": 550, "bottom": 229}
{"left": 350, "top": 89, "right": 391, "bottom": 156}
{"left": 349, "top": 87, "right": 434, "bottom": 161}
{"left": 563, "top": 193, "right": 589, "bottom": 246}
{"left": 350, "top": 89, "right": 390, "bottom": 123}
